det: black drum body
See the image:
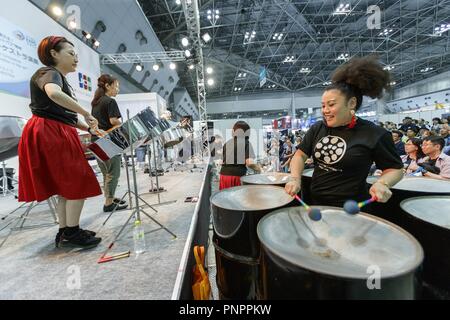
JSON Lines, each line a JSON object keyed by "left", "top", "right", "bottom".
{"left": 401, "top": 197, "right": 450, "bottom": 299}
{"left": 260, "top": 247, "right": 420, "bottom": 300}
{"left": 366, "top": 177, "right": 450, "bottom": 228}
{"left": 211, "top": 185, "right": 294, "bottom": 300}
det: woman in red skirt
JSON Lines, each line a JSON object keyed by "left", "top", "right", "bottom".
{"left": 18, "top": 36, "right": 102, "bottom": 248}
{"left": 219, "top": 121, "right": 262, "bottom": 190}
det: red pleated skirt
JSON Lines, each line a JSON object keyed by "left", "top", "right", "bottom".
{"left": 18, "top": 115, "right": 102, "bottom": 202}
{"left": 219, "top": 175, "right": 242, "bottom": 190}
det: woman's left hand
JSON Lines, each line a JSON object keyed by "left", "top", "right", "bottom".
{"left": 369, "top": 182, "right": 392, "bottom": 203}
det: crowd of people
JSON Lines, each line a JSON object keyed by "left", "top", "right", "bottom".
{"left": 382, "top": 116, "right": 450, "bottom": 180}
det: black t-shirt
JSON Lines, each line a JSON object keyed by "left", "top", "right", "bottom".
{"left": 298, "top": 119, "right": 403, "bottom": 205}
{"left": 29, "top": 67, "right": 78, "bottom": 126}
{"left": 220, "top": 137, "right": 255, "bottom": 177}
{"left": 91, "top": 95, "right": 122, "bottom": 131}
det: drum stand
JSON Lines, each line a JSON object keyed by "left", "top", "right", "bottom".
{"left": 98, "top": 111, "right": 176, "bottom": 256}
{"left": 0, "top": 197, "right": 58, "bottom": 248}
{"left": 141, "top": 138, "right": 177, "bottom": 207}
{"left": 1, "top": 161, "right": 17, "bottom": 197}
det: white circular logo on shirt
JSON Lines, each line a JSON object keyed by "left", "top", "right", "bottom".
{"left": 314, "top": 135, "right": 347, "bottom": 165}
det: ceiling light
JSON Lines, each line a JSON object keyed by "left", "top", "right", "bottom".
{"left": 169, "top": 62, "right": 176, "bottom": 70}
{"left": 52, "top": 6, "right": 63, "bottom": 17}
{"left": 93, "top": 40, "right": 100, "bottom": 47}
{"left": 181, "top": 37, "right": 189, "bottom": 47}
{"left": 202, "top": 33, "right": 211, "bottom": 42}
{"left": 207, "top": 79, "right": 215, "bottom": 86}
{"left": 383, "top": 65, "right": 395, "bottom": 71}
{"left": 206, "top": 66, "right": 213, "bottom": 74}
{"left": 176, "top": 0, "right": 181, "bottom": 5}
{"left": 136, "top": 64, "right": 143, "bottom": 72}
{"left": 188, "top": 64, "right": 195, "bottom": 70}
{"left": 153, "top": 63, "right": 160, "bottom": 71}
{"left": 184, "top": 49, "right": 191, "bottom": 57}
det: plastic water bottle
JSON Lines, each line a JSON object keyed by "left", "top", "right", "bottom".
{"left": 133, "top": 220, "right": 146, "bottom": 254}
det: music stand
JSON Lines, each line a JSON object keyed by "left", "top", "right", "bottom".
{"left": 98, "top": 110, "right": 177, "bottom": 260}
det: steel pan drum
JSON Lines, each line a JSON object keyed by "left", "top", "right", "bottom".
{"left": 241, "top": 172, "right": 291, "bottom": 186}
{"left": 136, "top": 108, "right": 165, "bottom": 138}
{"left": 211, "top": 185, "right": 294, "bottom": 300}
{"left": 366, "top": 176, "right": 450, "bottom": 226}
{"left": 401, "top": 196, "right": 450, "bottom": 298}
{"left": 0, "top": 116, "right": 27, "bottom": 161}
{"left": 88, "top": 113, "right": 150, "bottom": 161}
{"left": 258, "top": 206, "right": 423, "bottom": 300}
{"left": 158, "top": 119, "right": 186, "bottom": 148}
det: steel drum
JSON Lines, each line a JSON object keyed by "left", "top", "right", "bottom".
{"left": 158, "top": 119, "right": 187, "bottom": 148}
{"left": 258, "top": 206, "right": 424, "bottom": 300}
{"left": 401, "top": 196, "right": 450, "bottom": 299}
{"left": 137, "top": 108, "right": 165, "bottom": 138}
{"left": 0, "top": 116, "right": 27, "bottom": 161}
{"left": 241, "top": 172, "right": 291, "bottom": 187}
{"left": 366, "top": 176, "right": 450, "bottom": 227}
{"left": 211, "top": 185, "right": 295, "bottom": 300}
{"left": 88, "top": 111, "right": 150, "bottom": 161}
{"left": 301, "top": 168, "right": 314, "bottom": 203}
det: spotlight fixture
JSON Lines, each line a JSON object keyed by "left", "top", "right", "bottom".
{"left": 136, "top": 63, "right": 143, "bottom": 72}
{"left": 184, "top": 49, "right": 191, "bottom": 58}
{"left": 202, "top": 33, "right": 211, "bottom": 43}
{"left": 153, "top": 63, "right": 160, "bottom": 71}
{"left": 93, "top": 40, "right": 100, "bottom": 48}
{"left": 82, "top": 30, "right": 92, "bottom": 40}
{"left": 378, "top": 28, "right": 394, "bottom": 37}
{"left": 323, "top": 81, "right": 332, "bottom": 86}
{"left": 433, "top": 23, "right": 450, "bottom": 36}
{"left": 383, "top": 65, "right": 395, "bottom": 71}
{"left": 207, "top": 8, "right": 220, "bottom": 25}
{"left": 299, "top": 67, "right": 311, "bottom": 73}
{"left": 244, "top": 30, "right": 256, "bottom": 45}
{"left": 207, "top": 79, "right": 215, "bottom": 86}
{"left": 389, "top": 81, "right": 397, "bottom": 86}
{"left": 334, "top": 3, "right": 351, "bottom": 15}
{"left": 237, "top": 72, "right": 247, "bottom": 78}
{"left": 181, "top": 37, "right": 189, "bottom": 47}
{"left": 283, "top": 55, "right": 295, "bottom": 63}
{"left": 169, "top": 62, "right": 176, "bottom": 70}
{"left": 336, "top": 53, "right": 350, "bottom": 61}
{"left": 420, "top": 67, "right": 434, "bottom": 73}
{"left": 206, "top": 66, "right": 213, "bottom": 74}
{"left": 272, "top": 33, "right": 284, "bottom": 41}
{"left": 188, "top": 64, "right": 195, "bottom": 70}
{"left": 52, "top": 6, "right": 63, "bottom": 17}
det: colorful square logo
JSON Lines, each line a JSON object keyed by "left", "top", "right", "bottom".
{"left": 78, "top": 72, "right": 92, "bottom": 92}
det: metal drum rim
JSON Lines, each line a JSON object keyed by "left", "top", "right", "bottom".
{"left": 240, "top": 172, "right": 291, "bottom": 185}
{"left": 400, "top": 195, "right": 450, "bottom": 231}
{"left": 367, "top": 176, "right": 450, "bottom": 193}
{"left": 210, "top": 185, "right": 293, "bottom": 212}
{"left": 257, "top": 205, "right": 424, "bottom": 280}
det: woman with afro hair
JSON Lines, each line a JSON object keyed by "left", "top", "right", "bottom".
{"left": 285, "top": 55, "right": 404, "bottom": 208}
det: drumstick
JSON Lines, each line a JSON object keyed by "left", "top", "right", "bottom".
{"left": 343, "top": 196, "right": 377, "bottom": 215}
{"left": 294, "top": 195, "right": 322, "bottom": 221}
{"left": 98, "top": 251, "right": 130, "bottom": 264}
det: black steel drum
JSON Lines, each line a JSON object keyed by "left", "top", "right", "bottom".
{"left": 241, "top": 172, "right": 291, "bottom": 187}
{"left": 211, "top": 185, "right": 294, "bottom": 300}
{"left": 257, "top": 206, "right": 424, "bottom": 300}
{"left": 88, "top": 112, "right": 149, "bottom": 161}
{"left": 301, "top": 168, "right": 314, "bottom": 203}
{"left": 366, "top": 177, "right": 450, "bottom": 227}
{"left": 0, "top": 116, "right": 27, "bottom": 161}
{"left": 400, "top": 197, "right": 450, "bottom": 299}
